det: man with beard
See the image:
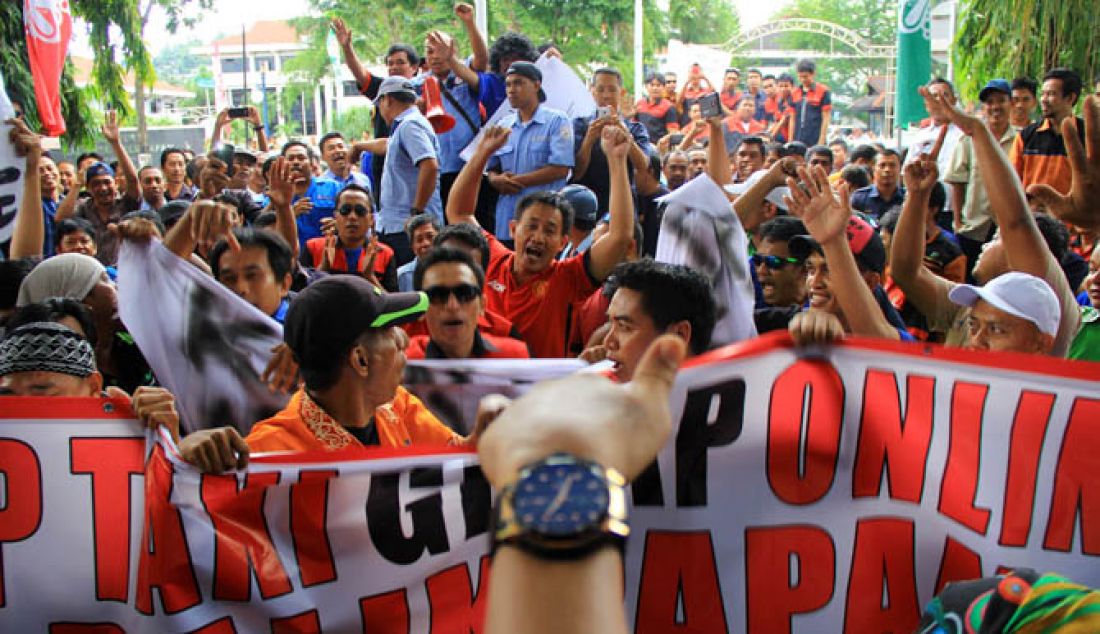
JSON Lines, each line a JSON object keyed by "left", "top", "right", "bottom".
{"left": 55, "top": 112, "right": 139, "bottom": 266}
{"left": 135, "top": 166, "right": 167, "bottom": 212}
{"left": 160, "top": 147, "right": 196, "bottom": 201}
{"left": 447, "top": 125, "right": 635, "bottom": 357}
{"left": 662, "top": 151, "right": 689, "bottom": 191}
{"left": 946, "top": 79, "right": 1017, "bottom": 274}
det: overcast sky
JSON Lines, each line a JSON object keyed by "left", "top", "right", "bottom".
{"left": 71, "top": 0, "right": 783, "bottom": 57}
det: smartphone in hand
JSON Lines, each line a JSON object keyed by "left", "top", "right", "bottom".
{"left": 698, "top": 92, "right": 722, "bottom": 119}
{"left": 228, "top": 106, "right": 250, "bottom": 119}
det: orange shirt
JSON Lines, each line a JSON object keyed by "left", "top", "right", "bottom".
{"left": 246, "top": 387, "right": 461, "bottom": 452}
{"left": 1010, "top": 117, "right": 1084, "bottom": 196}
{"left": 481, "top": 230, "right": 598, "bottom": 358}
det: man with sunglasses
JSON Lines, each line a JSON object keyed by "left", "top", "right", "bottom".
{"left": 300, "top": 185, "right": 398, "bottom": 291}
{"left": 752, "top": 216, "right": 809, "bottom": 313}
{"left": 407, "top": 248, "right": 530, "bottom": 359}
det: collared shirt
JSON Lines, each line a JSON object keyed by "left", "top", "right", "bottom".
{"left": 1010, "top": 116, "right": 1086, "bottom": 195}
{"left": 791, "top": 82, "right": 832, "bottom": 145}
{"left": 397, "top": 258, "right": 417, "bottom": 292}
{"left": 293, "top": 177, "right": 343, "bottom": 247}
{"left": 904, "top": 123, "right": 964, "bottom": 185}
{"left": 412, "top": 72, "right": 484, "bottom": 174}
{"left": 477, "top": 73, "right": 508, "bottom": 120}
{"left": 572, "top": 114, "right": 650, "bottom": 214}
{"left": 322, "top": 169, "right": 373, "bottom": 193}
{"left": 747, "top": 89, "right": 768, "bottom": 121}
{"left": 489, "top": 105, "right": 575, "bottom": 238}
{"left": 74, "top": 196, "right": 135, "bottom": 266}
{"left": 634, "top": 97, "right": 679, "bottom": 141}
{"left": 406, "top": 329, "right": 531, "bottom": 359}
{"left": 379, "top": 107, "right": 443, "bottom": 234}
{"left": 945, "top": 125, "right": 1018, "bottom": 239}
{"left": 849, "top": 184, "right": 906, "bottom": 221}
{"left": 482, "top": 229, "right": 597, "bottom": 358}
{"left": 245, "top": 387, "right": 461, "bottom": 452}
{"left": 41, "top": 198, "right": 58, "bottom": 257}
{"left": 165, "top": 183, "right": 197, "bottom": 202}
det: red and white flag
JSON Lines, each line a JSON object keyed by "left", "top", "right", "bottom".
{"left": 23, "top": 0, "right": 72, "bottom": 136}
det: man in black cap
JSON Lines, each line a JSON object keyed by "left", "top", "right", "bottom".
{"left": 177, "top": 277, "right": 474, "bottom": 473}
{"left": 486, "top": 60, "right": 574, "bottom": 242}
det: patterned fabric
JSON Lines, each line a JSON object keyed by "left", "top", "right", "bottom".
{"left": 0, "top": 322, "right": 96, "bottom": 378}
{"left": 920, "top": 568, "right": 1100, "bottom": 634}
{"left": 298, "top": 389, "right": 357, "bottom": 450}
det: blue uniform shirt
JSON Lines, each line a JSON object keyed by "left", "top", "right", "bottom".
{"left": 294, "top": 177, "right": 342, "bottom": 247}
{"left": 379, "top": 107, "right": 443, "bottom": 234}
{"left": 42, "top": 198, "right": 58, "bottom": 257}
{"left": 478, "top": 73, "right": 508, "bottom": 120}
{"left": 489, "top": 105, "right": 575, "bottom": 238}
{"left": 412, "top": 72, "right": 484, "bottom": 174}
{"left": 322, "top": 169, "right": 372, "bottom": 193}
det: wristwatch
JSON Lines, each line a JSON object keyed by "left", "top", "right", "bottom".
{"left": 493, "top": 453, "right": 629, "bottom": 560}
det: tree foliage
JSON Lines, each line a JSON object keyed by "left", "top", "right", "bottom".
{"left": 287, "top": 0, "right": 680, "bottom": 95}
{"left": 955, "top": 0, "right": 1100, "bottom": 102}
{"left": 669, "top": 0, "right": 739, "bottom": 45}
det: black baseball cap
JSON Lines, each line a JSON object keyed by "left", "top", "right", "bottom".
{"left": 506, "top": 61, "right": 546, "bottom": 102}
{"left": 283, "top": 276, "right": 428, "bottom": 371}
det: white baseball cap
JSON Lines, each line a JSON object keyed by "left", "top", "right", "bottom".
{"left": 948, "top": 271, "right": 1061, "bottom": 336}
{"left": 724, "top": 170, "right": 790, "bottom": 211}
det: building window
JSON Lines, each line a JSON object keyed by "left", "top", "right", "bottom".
{"left": 254, "top": 55, "right": 276, "bottom": 72}
{"left": 220, "top": 57, "right": 244, "bottom": 73}
{"left": 343, "top": 81, "right": 360, "bottom": 97}
{"left": 280, "top": 54, "right": 297, "bottom": 70}
{"left": 229, "top": 89, "right": 248, "bottom": 106}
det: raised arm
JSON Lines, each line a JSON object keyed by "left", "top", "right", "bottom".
{"left": 332, "top": 18, "right": 373, "bottom": 91}
{"left": 266, "top": 157, "right": 299, "bottom": 259}
{"left": 7, "top": 118, "right": 44, "bottom": 259}
{"left": 891, "top": 137, "right": 952, "bottom": 316}
{"left": 705, "top": 114, "right": 732, "bottom": 186}
{"left": 102, "top": 111, "right": 139, "bottom": 202}
{"left": 586, "top": 126, "right": 633, "bottom": 281}
{"left": 573, "top": 117, "right": 608, "bottom": 181}
{"left": 429, "top": 30, "right": 479, "bottom": 93}
{"left": 454, "top": 3, "right": 488, "bottom": 73}
{"left": 446, "top": 126, "right": 511, "bottom": 226}
{"left": 208, "top": 108, "right": 230, "bottom": 153}
{"left": 733, "top": 158, "right": 797, "bottom": 232}
{"left": 788, "top": 166, "right": 898, "bottom": 340}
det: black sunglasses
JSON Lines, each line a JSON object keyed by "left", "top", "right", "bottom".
{"left": 337, "top": 204, "right": 371, "bottom": 216}
{"left": 424, "top": 283, "right": 480, "bottom": 305}
{"left": 751, "top": 254, "right": 802, "bottom": 270}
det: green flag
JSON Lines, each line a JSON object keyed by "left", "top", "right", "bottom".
{"left": 894, "top": 0, "right": 932, "bottom": 130}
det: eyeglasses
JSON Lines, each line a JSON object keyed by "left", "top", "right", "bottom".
{"left": 751, "top": 254, "right": 802, "bottom": 270}
{"left": 337, "top": 204, "right": 371, "bottom": 217}
{"left": 424, "top": 283, "right": 481, "bottom": 305}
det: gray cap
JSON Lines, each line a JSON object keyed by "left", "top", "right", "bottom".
{"left": 376, "top": 76, "right": 417, "bottom": 101}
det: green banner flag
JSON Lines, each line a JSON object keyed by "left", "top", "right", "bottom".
{"left": 894, "top": 0, "right": 932, "bottom": 130}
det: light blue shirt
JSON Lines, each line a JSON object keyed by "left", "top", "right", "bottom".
{"left": 397, "top": 258, "right": 418, "bottom": 292}
{"left": 379, "top": 107, "right": 443, "bottom": 234}
{"left": 412, "top": 72, "right": 482, "bottom": 174}
{"left": 322, "top": 168, "right": 373, "bottom": 193}
{"left": 489, "top": 105, "right": 574, "bottom": 238}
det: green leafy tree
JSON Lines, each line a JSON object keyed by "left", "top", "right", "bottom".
{"left": 955, "top": 0, "right": 1100, "bottom": 101}
{"left": 669, "top": 0, "right": 739, "bottom": 45}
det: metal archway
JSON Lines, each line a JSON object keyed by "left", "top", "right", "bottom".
{"left": 727, "top": 18, "right": 895, "bottom": 59}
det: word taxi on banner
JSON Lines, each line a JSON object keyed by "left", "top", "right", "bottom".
{"left": 1, "top": 334, "right": 1099, "bottom": 632}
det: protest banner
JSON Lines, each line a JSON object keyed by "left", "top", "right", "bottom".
{"left": 0, "top": 69, "right": 27, "bottom": 251}
{"left": 2, "top": 334, "right": 1099, "bottom": 632}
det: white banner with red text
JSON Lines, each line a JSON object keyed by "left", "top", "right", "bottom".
{"left": 1, "top": 334, "right": 1099, "bottom": 632}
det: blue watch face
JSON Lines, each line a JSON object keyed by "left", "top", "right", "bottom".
{"left": 513, "top": 462, "right": 609, "bottom": 537}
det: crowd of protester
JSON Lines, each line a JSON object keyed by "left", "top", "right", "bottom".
{"left": 3, "top": 3, "right": 1100, "bottom": 627}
